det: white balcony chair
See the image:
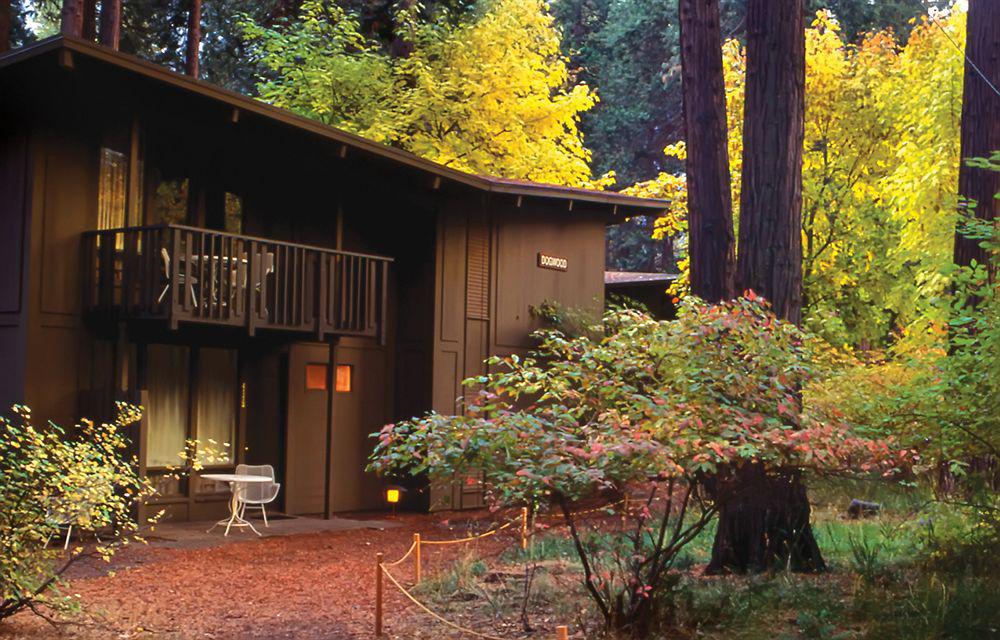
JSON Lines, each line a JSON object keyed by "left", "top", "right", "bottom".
{"left": 158, "top": 247, "right": 199, "bottom": 307}
{"left": 235, "top": 464, "right": 281, "bottom": 527}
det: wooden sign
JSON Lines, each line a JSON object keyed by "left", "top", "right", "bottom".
{"left": 537, "top": 252, "right": 568, "bottom": 271}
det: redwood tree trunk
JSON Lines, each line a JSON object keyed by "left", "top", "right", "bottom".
{"left": 82, "top": 0, "right": 97, "bottom": 39}
{"left": 0, "top": 0, "right": 10, "bottom": 53}
{"left": 953, "top": 0, "right": 1000, "bottom": 278}
{"left": 100, "top": 0, "right": 122, "bottom": 50}
{"left": 735, "top": 0, "right": 805, "bottom": 324}
{"left": 185, "top": 0, "right": 202, "bottom": 78}
{"left": 61, "top": 0, "right": 85, "bottom": 37}
{"left": 707, "top": 465, "right": 825, "bottom": 573}
{"left": 679, "top": 0, "right": 735, "bottom": 302}
{"left": 711, "top": 0, "right": 822, "bottom": 575}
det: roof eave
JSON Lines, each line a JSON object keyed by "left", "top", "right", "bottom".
{"left": 1, "top": 36, "right": 670, "bottom": 217}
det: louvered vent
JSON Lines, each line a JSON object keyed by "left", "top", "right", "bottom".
{"left": 465, "top": 217, "right": 490, "bottom": 320}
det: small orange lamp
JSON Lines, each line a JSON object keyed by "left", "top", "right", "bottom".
{"left": 385, "top": 485, "right": 405, "bottom": 517}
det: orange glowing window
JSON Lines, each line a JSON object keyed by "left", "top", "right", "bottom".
{"left": 305, "top": 364, "right": 327, "bottom": 390}
{"left": 335, "top": 364, "right": 353, "bottom": 392}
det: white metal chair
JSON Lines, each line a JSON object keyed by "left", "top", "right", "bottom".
{"left": 235, "top": 464, "right": 281, "bottom": 527}
{"left": 158, "top": 247, "right": 199, "bottom": 306}
{"left": 45, "top": 497, "right": 99, "bottom": 550}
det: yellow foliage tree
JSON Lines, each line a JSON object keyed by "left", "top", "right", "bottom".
{"left": 244, "top": 0, "right": 600, "bottom": 186}
{"left": 632, "top": 8, "right": 965, "bottom": 347}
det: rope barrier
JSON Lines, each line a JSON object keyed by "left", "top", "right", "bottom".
{"left": 372, "top": 499, "right": 629, "bottom": 637}
{"left": 535, "top": 497, "right": 627, "bottom": 520}
{"left": 382, "top": 538, "right": 418, "bottom": 567}
{"left": 379, "top": 563, "right": 513, "bottom": 640}
{"left": 419, "top": 518, "right": 517, "bottom": 545}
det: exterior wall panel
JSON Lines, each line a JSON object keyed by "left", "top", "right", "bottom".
{"left": 493, "top": 207, "right": 605, "bottom": 353}
{"left": 24, "top": 130, "right": 97, "bottom": 427}
{"left": 0, "top": 123, "right": 31, "bottom": 411}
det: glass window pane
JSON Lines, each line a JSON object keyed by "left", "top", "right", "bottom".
{"left": 335, "top": 364, "right": 352, "bottom": 393}
{"left": 225, "top": 192, "right": 243, "bottom": 234}
{"left": 98, "top": 148, "right": 128, "bottom": 233}
{"left": 149, "top": 171, "right": 189, "bottom": 225}
{"left": 305, "top": 363, "right": 327, "bottom": 390}
{"left": 195, "top": 348, "right": 237, "bottom": 464}
{"left": 146, "top": 345, "right": 190, "bottom": 468}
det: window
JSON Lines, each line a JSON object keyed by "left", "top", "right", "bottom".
{"left": 145, "top": 345, "right": 239, "bottom": 468}
{"left": 97, "top": 147, "right": 128, "bottom": 231}
{"left": 97, "top": 125, "right": 142, "bottom": 243}
{"left": 195, "top": 348, "right": 237, "bottom": 464}
{"left": 225, "top": 192, "right": 243, "bottom": 234}
{"left": 335, "top": 364, "right": 352, "bottom": 393}
{"left": 149, "top": 172, "right": 190, "bottom": 225}
{"left": 305, "top": 363, "right": 327, "bottom": 390}
{"left": 465, "top": 216, "right": 490, "bottom": 320}
{"left": 304, "top": 363, "right": 351, "bottom": 391}
{"left": 146, "top": 345, "right": 190, "bottom": 468}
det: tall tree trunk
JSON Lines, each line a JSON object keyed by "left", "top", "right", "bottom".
{"left": 61, "top": 0, "right": 85, "bottom": 37}
{"left": 82, "top": 0, "right": 97, "bottom": 39}
{"left": 735, "top": 0, "right": 805, "bottom": 324}
{"left": 709, "top": 0, "right": 822, "bottom": 575}
{"left": 953, "top": 0, "right": 1000, "bottom": 279}
{"left": 679, "top": 0, "right": 735, "bottom": 302}
{"left": 99, "top": 0, "right": 122, "bottom": 50}
{"left": 185, "top": 0, "right": 202, "bottom": 78}
{"left": 707, "top": 465, "right": 825, "bottom": 573}
{"left": 0, "top": 0, "right": 11, "bottom": 53}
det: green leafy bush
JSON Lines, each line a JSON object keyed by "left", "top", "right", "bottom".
{"left": 370, "top": 295, "right": 905, "bottom": 633}
{"left": 0, "top": 403, "right": 154, "bottom": 622}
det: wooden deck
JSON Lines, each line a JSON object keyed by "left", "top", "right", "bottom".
{"left": 83, "top": 224, "right": 392, "bottom": 341}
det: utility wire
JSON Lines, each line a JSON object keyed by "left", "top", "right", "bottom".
{"left": 931, "top": 15, "right": 1000, "bottom": 98}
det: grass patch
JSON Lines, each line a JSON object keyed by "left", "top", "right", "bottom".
{"left": 404, "top": 482, "right": 999, "bottom": 639}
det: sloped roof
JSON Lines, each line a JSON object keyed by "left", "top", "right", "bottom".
{"left": 604, "top": 271, "right": 679, "bottom": 285}
{"left": 0, "top": 36, "right": 669, "bottom": 217}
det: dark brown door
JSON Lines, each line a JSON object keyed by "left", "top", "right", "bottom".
{"left": 284, "top": 343, "right": 329, "bottom": 515}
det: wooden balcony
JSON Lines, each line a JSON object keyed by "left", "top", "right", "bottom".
{"left": 83, "top": 225, "right": 392, "bottom": 341}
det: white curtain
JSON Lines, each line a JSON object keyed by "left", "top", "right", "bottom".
{"left": 146, "top": 345, "right": 190, "bottom": 467}
{"left": 195, "top": 348, "right": 237, "bottom": 464}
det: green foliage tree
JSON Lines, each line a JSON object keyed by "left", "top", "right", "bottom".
{"left": 370, "top": 296, "right": 907, "bottom": 631}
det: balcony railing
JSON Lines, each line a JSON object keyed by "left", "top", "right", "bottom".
{"left": 83, "top": 224, "right": 392, "bottom": 341}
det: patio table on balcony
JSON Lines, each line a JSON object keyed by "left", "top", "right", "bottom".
{"left": 167, "top": 251, "right": 274, "bottom": 308}
{"left": 84, "top": 224, "right": 392, "bottom": 340}
{"left": 201, "top": 473, "right": 272, "bottom": 537}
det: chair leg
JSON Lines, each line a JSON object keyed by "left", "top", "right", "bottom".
{"left": 63, "top": 526, "right": 72, "bottom": 550}
{"left": 261, "top": 504, "right": 268, "bottom": 527}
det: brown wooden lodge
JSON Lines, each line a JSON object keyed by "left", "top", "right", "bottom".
{"left": 0, "top": 36, "right": 667, "bottom": 521}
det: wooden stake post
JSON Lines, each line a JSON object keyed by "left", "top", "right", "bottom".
{"left": 413, "top": 533, "right": 422, "bottom": 583}
{"left": 375, "top": 552, "right": 384, "bottom": 637}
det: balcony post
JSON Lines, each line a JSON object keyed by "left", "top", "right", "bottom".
{"left": 379, "top": 260, "right": 389, "bottom": 346}
{"left": 169, "top": 228, "right": 182, "bottom": 330}
{"left": 316, "top": 253, "right": 327, "bottom": 341}
{"left": 247, "top": 240, "right": 257, "bottom": 337}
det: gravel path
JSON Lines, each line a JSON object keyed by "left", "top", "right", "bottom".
{"left": 1, "top": 513, "right": 518, "bottom": 640}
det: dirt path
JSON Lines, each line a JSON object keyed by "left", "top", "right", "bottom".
{"left": 1, "top": 513, "right": 519, "bottom": 640}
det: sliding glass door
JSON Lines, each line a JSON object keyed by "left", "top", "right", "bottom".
{"left": 145, "top": 344, "right": 240, "bottom": 511}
